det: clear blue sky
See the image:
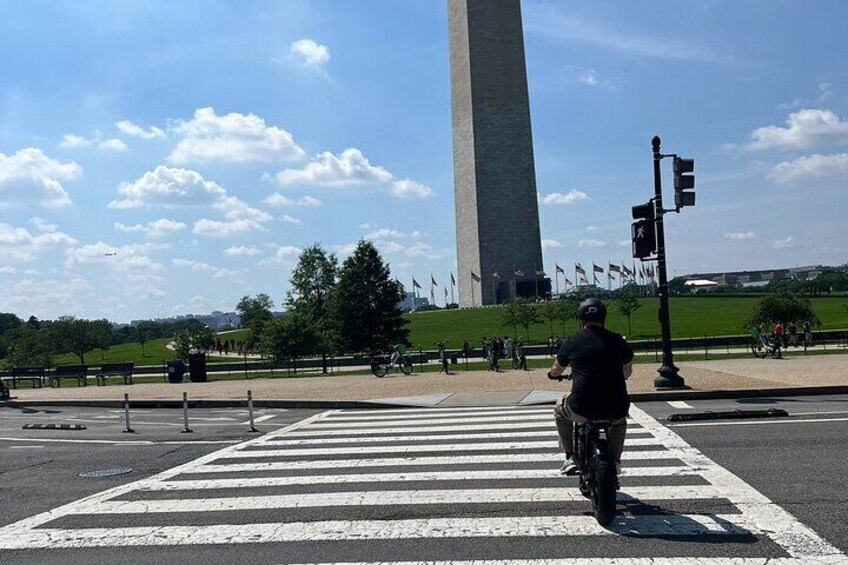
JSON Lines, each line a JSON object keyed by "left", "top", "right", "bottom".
{"left": 1, "top": 0, "right": 846, "bottom": 321}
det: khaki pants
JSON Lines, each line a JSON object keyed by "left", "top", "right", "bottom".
{"left": 554, "top": 394, "right": 627, "bottom": 463}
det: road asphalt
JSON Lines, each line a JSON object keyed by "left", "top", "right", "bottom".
{"left": 4, "top": 351, "right": 848, "bottom": 408}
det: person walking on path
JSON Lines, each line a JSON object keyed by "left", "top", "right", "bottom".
{"left": 436, "top": 340, "right": 450, "bottom": 375}
{"left": 788, "top": 322, "right": 798, "bottom": 347}
{"left": 547, "top": 298, "right": 633, "bottom": 476}
{"left": 803, "top": 321, "right": 813, "bottom": 348}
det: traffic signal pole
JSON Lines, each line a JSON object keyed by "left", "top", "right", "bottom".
{"left": 652, "top": 136, "right": 685, "bottom": 388}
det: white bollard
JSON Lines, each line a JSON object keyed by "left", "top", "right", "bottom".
{"left": 181, "top": 391, "right": 193, "bottom": 433}
{"left": 248, "top": 390, "right": 258, "bottom": 433}
{"left": 122, "top": 393, "right": 134, "bottom": 434}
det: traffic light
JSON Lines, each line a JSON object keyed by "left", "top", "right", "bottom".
{"left": 631, "top": 200, "right": 656, "bottom": 259}
{"left": 673, "top": 157, "right": 695, "bottom": 208}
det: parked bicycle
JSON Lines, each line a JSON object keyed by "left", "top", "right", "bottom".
{"left": 548, "top": 372, "right": 618, "bottom": 526}
{"left": 751, "top": 333, "right": 782, "bottom": 359}
{"left": 370, "top": 344, "right": 413, "bottom": 377}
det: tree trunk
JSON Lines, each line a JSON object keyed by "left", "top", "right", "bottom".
{"left": 141, "top": 342, "right": 146, "bottom": 357}
{"left": 627, "top": 315, "right": 632, "bottom": 336}
{"left": 78, "top": 352, "right": 85, "bottom": 364}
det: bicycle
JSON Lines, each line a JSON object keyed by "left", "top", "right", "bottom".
{"left": 751, "top": 333, "right": 782, "bottom": 359}
{"left": 511, "top": 345, "right": 528, "bottom": 370}
{"left": 370, "top": 351, "right": 413, "bottom": 377}
{"left": 548, "top": 372, "right": 619, "bottom": 526}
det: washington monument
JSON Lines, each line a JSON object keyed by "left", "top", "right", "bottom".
{"left": 448, "top": 0, "right": 544, "bottom": 307}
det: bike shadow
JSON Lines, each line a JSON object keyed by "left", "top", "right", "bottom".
{"left": 597, "top": 498, "right": 759, "bottom": 544}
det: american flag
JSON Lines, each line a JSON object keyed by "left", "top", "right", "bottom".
{"left": 492, "top": 271, "right": 501, "bottom": 279}
{"left": 450, "top": 272, "right": 456, "bottom": 286}
{"left": 593, "top": 264, "right": 604, "bottom": 273}
{"left": 514, "top": 268, "right": 525, "bottom": 277}
{"left": 555, "top": 264, "right": 565, "bottom": 274}
{"left": 412, "top": 278, "right": 422, "bottom": 289}
{"left": 609, "top": 264, "right": 621, "bottom": 273}
{"left": 471, "top": 271, "right": 481, "bottom": 282}
{"left": 575, "top": 264, "right": 586, "bottom": 275}
{"left": 535, "top": 267, "right": 546, "bottom": 277}
{"left": 430, "top": 275, "right": 437, "bottom": 287}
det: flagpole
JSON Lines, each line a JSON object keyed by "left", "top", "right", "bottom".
{"left": 412, "top": 276, "right": 417, "bottom": 312}
{"left": 555, "top": 267, "right": 560, "bottom": 297}
{"left": 472, "top": 274, "right": 476, "bottom": 307}
{"left": 450, "top": 274, "right": 455, "bottom": 305}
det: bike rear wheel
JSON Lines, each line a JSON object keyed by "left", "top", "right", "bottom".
{"left": 590, "top": 457, "right": 618, "bottom": 526}
{"left": 371, "top": 362, "right": 389, "bottom": 378}
{"left": 400, "top": 357, "right": 412, "bottom": 375}
{"left": 750, "top": 343, "right": 767, "bottom": 359}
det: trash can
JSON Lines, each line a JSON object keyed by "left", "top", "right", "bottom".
{"left": 188, "top": 353, "right": 208, "bottom": 383}
{"left": 166, "top": 360, "right": 186, "bottom": 384}
{"left": 450, "top": 354, "right": 458, "bottom": 365}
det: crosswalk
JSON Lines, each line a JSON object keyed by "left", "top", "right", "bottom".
{"left": 0, "top": 404, "right": 845, "bottom": 564}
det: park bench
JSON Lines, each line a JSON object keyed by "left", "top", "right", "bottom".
{"left": 8, "top": 366, "right": 45, "bottom": 389}
{"left": 49, "top": 365, "right": 88, "bottom": 387}
{"left": 96, "top": 362, "right": 134, "bottom": 386}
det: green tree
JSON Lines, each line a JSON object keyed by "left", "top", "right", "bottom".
{"left": 91, "top": 319, "right": 113, "bottom": 361}
{"left": 236, "top": 293, "right": 275, "bottom": 346}
{"left": 746, "top": 290, "right": 820, "bottom": 328}
{"left": 173, "top": 329, "right": 192, "bottom": 361}
{"left": 260, "top": 312, "right": 316, "bottom": 373}
{"left": 5, "top": 325, "right": 56, "bottom": 367}
{"left": 0, "top": 313, "right": 23, "bottom": 359}
{"left": 501, "top": 298, "right": 541, "bottom": 341}
{"left": 193, "top": 326, "right": 216, "bottom": 353}
{"left": 52, "top": 316, "right": 95, "bottom": 364}
{"left": 329, "top": 240, "right": 409, "bottom": 354}
{"left": 286, "top": 244, "right": 338, "bottom": 371}
{"left": 617, "top": 285, "right": 643, "bottom": 336}
{"left": 539, "top": 301, "right": 560, "bottom": 336}
{"left": 134, "top": 320, "right": 158, "bottom": 357}
{"left": 558, "top": 295, "right": 581, "bottom": 335}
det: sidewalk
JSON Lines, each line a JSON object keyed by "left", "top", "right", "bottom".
{"left": 4, "top": 352, "right": 848, "bottom": 408}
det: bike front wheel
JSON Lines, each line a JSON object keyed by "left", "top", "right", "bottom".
{"left": 590, "top": 457, "right": 618, "bottom": 526}
{"left": 750, "top": 343, "right": 767, "bottom": 359}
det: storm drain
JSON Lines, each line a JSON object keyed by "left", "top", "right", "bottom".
{"left": 79, "top": 467, "right": 133, "bottom": 478}
{"left": 22, "top": 423, "right": 86, "bottom": 430}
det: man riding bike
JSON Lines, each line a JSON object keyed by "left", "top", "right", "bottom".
{"left": 547, "top": 298, "right": 633, "bottom": 476}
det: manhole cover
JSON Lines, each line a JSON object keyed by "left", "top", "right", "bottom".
{"left": 79, "top": 467, "right": 133, "bottom": 478}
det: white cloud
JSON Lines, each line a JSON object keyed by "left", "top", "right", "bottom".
{"left": 331, "top": 243, "right": 357, "bottom": 258}
{"left": 114, "top": 218, "right": 187, "bottom": 239}
{"left": 192, "top": 219, "right": 265, "bottom": 238}
{"left": 167, "top": 107, "right": 305, "bottom": 164}
{"left": 3, "top": 277, "right": 95, "bottom": 316}
{"left": 0, "top": 266, "right": 16, "bottom": 274}
{"left": 543, "top": 189, "right": 591, "bottom": 205}
{"left": 223, "top": 245, "right": 262, "bottom": 257}
{"left": 276, "top": 148, "right": 432, "bottom": 199}
{"left": 259, "top": 245, "right": 302, "bottom": 266}
{"left": 264, "top": 193, "right": 322, "bottom": 207}
{"left": 767, "top": 153, "right": 848, "bottom": 184}
{"left": 281, "top": 214, "right": 301, "bottom": 224}
{"left": 276, "top": 148, "right": 392, "bottom": 186}
{"left": 578, "top": 238, "right": 607, "bottom": 248}
{"left": 0, "top": 148, "right": 81, "bottom": 208}
{"left": 59, "top": 134, "right": 92, "bottom": 148}
{"left": 723, "top": 232, "right": 756, "bottom": 240}
{"left": 391, "top": 179, "right": 434, "bottom": 199}
{"left": 115, "top": 120, "right": 166, "bottom": 140}
{"left": 741, "top": 109, "right": 848, "bottom": 151}
{"left": 0, "top": 222, "right": 78, "bottom": 261}
{"left": 30, "top": 216, "right": 58, "bottom": 233}
{"left": 365, "top": 228, "right": 405, "bottom": 240}
{"left": 774, "top": 236, "right": 798, "bottom": 249}
{"left": 98, "top": 138, "right": 128, "bottom": 151}
{"left": 541, "top": 238, "right": 563, "bottom": 249}
{"left": 109, "top": 166, "right": 270, "bottom": 237}
{"left": 585, "top": 225, "right": 599, "bottom": 232}
{"left": 289, "top": 39, "right": 330, "bottom": 67}
{"left": 616, "top": 240, "right": 630, "bottom": 247}
{"left": 172, "top": 258, "right": 213, "bottom": 271}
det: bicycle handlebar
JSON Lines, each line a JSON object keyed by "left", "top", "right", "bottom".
{"left": 547, "top": 371, "right": 572, "bottom": 382}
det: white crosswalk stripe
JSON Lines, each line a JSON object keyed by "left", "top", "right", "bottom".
{"left": 0, "top": 404, "right": 844, "bottom": 565}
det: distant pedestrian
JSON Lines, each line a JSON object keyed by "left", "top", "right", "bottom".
{"left": 774, "top": 322, "right": 784, "bottom": 347}
{"left": 787, "top": 322, "right": 798, "bottom": 347}
{"left": 803, "top": 321, "right": 813, "bottom": 348}
{"left": 436, "top": 340, "right": 450, "bottom": 374}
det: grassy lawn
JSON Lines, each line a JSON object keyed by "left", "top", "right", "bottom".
{"left": 404, "top": 296, "right": 848, "bottom": 347}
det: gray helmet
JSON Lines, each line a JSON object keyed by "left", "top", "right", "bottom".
{"left": 577, "top": 297, "right": 607, "bottom": 323}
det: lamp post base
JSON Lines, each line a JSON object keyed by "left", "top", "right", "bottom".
{"left": 654, "top": 364, "right": 687, "bottom": 389}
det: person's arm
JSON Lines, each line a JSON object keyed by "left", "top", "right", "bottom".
{"left": 548, "top": 340, "right": 570, "bottom": 380}
{"left": 623, "top": 361, "right": 633, "bottom": 380}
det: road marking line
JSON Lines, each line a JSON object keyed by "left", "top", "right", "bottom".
{"left": 629, "top": 404, "right": 845, "bottom": 560}
{"left": 324, "top": 408, "right": 552, "bottom": 421}
{"left": 311, "top": 415, "right": 639, "bottom": 428}
{"left": 667, "top": 401, "right": 693, "bottom": 409}
{"left": 241, "top": 414, "right": 276, "bottom": 426}
{"left": 281, "top": 421, "right": 644, "bottom": 437}
{"left": 0, "top": 514, "right": 762, "bottom": 548}
{"left": 230, "top": 437, "right": 661, "bottom": 458}
{"left": 265, "top": 428, "right": 652, "bottom": 445}
{"left": 86, "top": 486, "right": 726, "bottom": 514}
{"left": 0, "top": 410, "right": 338, "bottom": 536}
{"left": 184, "top": 450, "right": 680, "bottom": 475}
{"left": 670, "top": 417, "right": 848, "bottom": 428}
{"left": 173, "top": 466, "right": 698, "bottom": 483}
{"left": 8, "top": 445, "right": 44, "bottom": 449}
{"left": 0, "top": 437, "right": 239, "bottom": 445}
{"left": 339, "top": 405, "right": 545, "bottom": 416}
{"left": 266, "top": 559, "right": 848, "bottom": 565}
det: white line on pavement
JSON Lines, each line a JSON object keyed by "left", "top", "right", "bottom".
{"left": 667, "top": 401, "right": 693, "bottom": 409}
{"left": 173, "top": 466, "right": 698, "bottom": 483}
{"left": 86, "top": 486, "right": 725, "bottom": 514}
{"left": 229, "top": 437, "right": 661, "bottom": 458}
{"left": 0, "top": 514, "right": 763, "bottom": 548}
{"left": 0, "top": 437, "right": 239, "bottom": 446}
{"left": 265, "top": 428, "right": 652, "bottom": 445}
{"left": 324, "top": 408, "right": 552, "bottom": 421}
{"left": 669, "top": 417, "right": 848, "bottom": 428}
{"left": 268, "top": 559, "right": 847, "bottom": 565}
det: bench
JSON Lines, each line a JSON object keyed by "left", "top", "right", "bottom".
{"left": 9, "top": 366, "right": 45, "bottom": 389}
{"left": 50, "top": 365, "right": 88, "bottom": 387}
{"left": 96, "top": 362, "right": 134, "bottom": 386}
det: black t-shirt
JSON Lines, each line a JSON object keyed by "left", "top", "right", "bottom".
{"left": 556, "top": 326, "right": 634, "bottom": 419}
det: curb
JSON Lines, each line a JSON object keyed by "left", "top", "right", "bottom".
{"left": 2, "top": 385, "right": 848, "bottom": 409}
